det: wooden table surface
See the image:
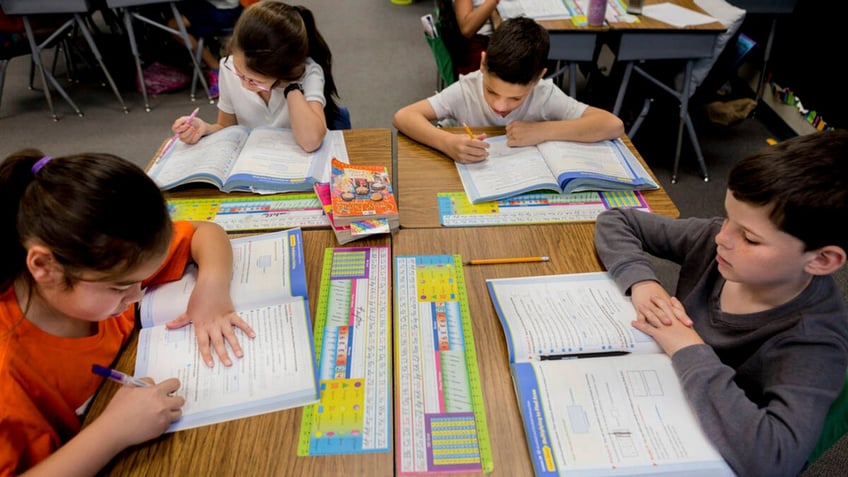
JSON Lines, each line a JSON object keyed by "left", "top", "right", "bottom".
{"left": 392, "top": 225, "right": 606, "bottom": 477}
{"left": 396, "top": 128, "right": 680, "bottom": 229}
{"left": 84, "top": 127, "right": 683, "bottom": 475}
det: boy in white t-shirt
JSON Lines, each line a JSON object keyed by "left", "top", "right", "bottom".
{"left": 393, "top": 16, "right": 623, "bottom": 164}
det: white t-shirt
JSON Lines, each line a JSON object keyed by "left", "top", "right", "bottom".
{"left": 217, "top": 56, "right": 326, "bottom": 130}
{"left": 428, "top": 70, "right": 588, "bottom": 127}
{"left": 205, "top": 0, "right": 241, "bottom": 9}
{"left": 470, "top": 0, "right": 494, "bottom": 36}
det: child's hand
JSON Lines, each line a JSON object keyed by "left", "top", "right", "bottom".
{"left": 630, "top": 280, "right": 693, "bottom": 327}
{"left": 172, "top": 115, "right": 205, "bottom": 145}
{"left": 95, "top": 377, "right": 184, "bottom": 447}
{"left": 505, "top": 121, "right": 543, "bottom": 147}
{"left": 631, "top": 298, "right": 704, "bottom": 357}
{"left": 450, "top": 133, "right": 489, "bottom": 163}
{"left": 166, "top": 283, "right": 256, "bottom": 368}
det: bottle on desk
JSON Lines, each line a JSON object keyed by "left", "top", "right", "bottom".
{"left": 587, "top": 0, "right": 607, "bottom": 26}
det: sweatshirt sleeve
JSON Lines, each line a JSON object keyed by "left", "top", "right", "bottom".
{"left": 594, "top": 208, "right": 720, "bottom": 294}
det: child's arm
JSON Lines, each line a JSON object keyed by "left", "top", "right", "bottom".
{"left": 393, "top": 99, "right": 490, "bottom": 163}
{"left": 284, "top": 84, "right": 327, "bottom": 152}
{"left": 630, "top": 280, "right": 693, "bottom": 327}
{"left": 172, "top": 110, "right": 238, "bottom": 145}
{"left": 505, "top": 106, "right": 625, "bottom": 146}
{"left": 630, "top": 296, "right": 702, "bottom": 356}
{"left": 165, "top": 221, "right": 256, "bottom": 368}
{"left": 454, "top": 0, "right": 499, "bottom": 38}
{"left": 20, "top": 379, "right": 183, "bottom": 477}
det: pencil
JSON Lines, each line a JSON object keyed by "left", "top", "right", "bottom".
{"left": 465, "top": 256, "right": 550, "bottom": 265}
{"left": 462, "top": 121, "right": 475, "bottom": 139}
{"left": 158, "top": 107, "right": 200, "bottom": 160}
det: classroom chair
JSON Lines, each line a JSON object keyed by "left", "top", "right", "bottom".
{"left": 0, "top": 0, "right": 128, "bottom": 120}
{"left": 105, "top": 0, "right": 212, "bottom": 112}
{"left": 188, "top": 25, "right": 233, "bottom": 101}
{"left": 330, "top": 104, "right": 351, "bottom": 130}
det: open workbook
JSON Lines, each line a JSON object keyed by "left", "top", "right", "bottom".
{"left": 136, "top": 228, "right": 318, "bottom": 432}
{"left": 456, "top": 137, "right": 658, "bottom": 204}
{"left": 486, "top": 272, "right": 734, "bottom": 476}
{"left": 147, "top": 126, "right": 349, "bottom": 193}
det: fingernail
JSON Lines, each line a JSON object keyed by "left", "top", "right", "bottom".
{"left": 206, "top": 360, "right": 214, "bottom": 368}
{"left": 224, "top": 359, "right": 232, "bottom": 366}
{"left": 235, "top": 350, "right": 244, "bottom": 358}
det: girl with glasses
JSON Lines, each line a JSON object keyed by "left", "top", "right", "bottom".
{"left": 171, "top": 1, "right": 341, "bottom": 152}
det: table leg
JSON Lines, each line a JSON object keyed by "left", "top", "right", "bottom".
{"left": 613, "top": 61, "right": 634, "bottom": 116}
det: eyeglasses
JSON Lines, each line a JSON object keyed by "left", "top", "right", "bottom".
{"left": 223, "top": 59, "right": 273, "bottom": 92}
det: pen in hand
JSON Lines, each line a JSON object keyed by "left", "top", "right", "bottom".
{"left": 159, "top": 107, "right": 200, "bottom": 159}
{"left": 91, "top": 364, "right": 150, "bottom": 387}
{"left": 462, "top": 121, "right": 476, "bottom": 140}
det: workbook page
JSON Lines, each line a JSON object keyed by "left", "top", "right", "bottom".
{"left": 136, "top": 299, "right": 316, "bottom": 431}
{"left": 487, "top": 271, "right": 660, "bottom": 362}
{"left": 139, "top": 230, "right": 301, "bottom": 328}
{"left": 513, "top": 355, "right": 734, "bottom": 476}
{"left": 147, "top": 125, "right": 249, "bottom": 188}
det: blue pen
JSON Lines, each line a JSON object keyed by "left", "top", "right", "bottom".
{"left": 91, "top": 364, "right": 150, "bottom": 387}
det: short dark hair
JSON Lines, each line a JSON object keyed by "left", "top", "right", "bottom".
{"left": 728, "top": 129, "right": 848, "bottom": 252}
{"left": 483, "top": 16, "right": 549, "bottom": 85}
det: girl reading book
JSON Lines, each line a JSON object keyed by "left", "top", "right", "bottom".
{"left": 171, "top": 1, "right": 342, "bottom": 152}
{"left": 0, "top": 149, "right": 255, "bottom": 474}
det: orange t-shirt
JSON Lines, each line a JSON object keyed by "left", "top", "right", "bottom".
{"left": 0, "top": 221, "right": 195, "bottom": 475}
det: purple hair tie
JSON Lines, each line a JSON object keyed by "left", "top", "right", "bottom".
{"left": 32, "top": 156, "right": 52, "bottom": 174}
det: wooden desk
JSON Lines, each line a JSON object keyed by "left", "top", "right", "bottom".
{"left": 83, "top": 230, "right": 394, "bottom": 476}
{"left": 395, "top": 127, "right": 680, "bottom": 229}
{"left": 392, "top": 225, "right": 606, "bottom": 476}
{"left": 607, "top": 0, "right": 726, "bottom": 183}
{"left": 157, "top": 128, "right": 393, "bottom": 201}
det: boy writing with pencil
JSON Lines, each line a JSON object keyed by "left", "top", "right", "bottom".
{"left": 393, "top": 16, "right": 623, "bottom": 164}
{"left": 594, "top": 130, "right": 848, "bottom": 477}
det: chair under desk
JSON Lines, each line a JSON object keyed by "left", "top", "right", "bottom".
{"left": 0, "top": 0, "right": 128, "bottom": 120}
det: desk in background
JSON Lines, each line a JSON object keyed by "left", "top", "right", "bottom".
{"left": 539, "top": 19, "right": 605, "bottom": 98}
{"left": 607, "top": 0, "right": 726, "bottom": 183}
{"left": 395, "top": 128, "right": 680, "bottom": 229}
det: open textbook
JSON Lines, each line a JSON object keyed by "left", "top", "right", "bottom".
{"left": 456, "top": 136, "right": 658, "bottom": 204}
{"left": 136, "top": 228, "right": 318, "bottom": 432}
{"left": 147, "top": 126, "right": 349, "bottom": 193}
{"left": 486, "top": 272, "right": 734, "bottom": 476}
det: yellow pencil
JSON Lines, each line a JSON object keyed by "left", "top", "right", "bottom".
{"left": 462, "top": 121, "right": 475, "bottom": 139}
{"left": 465, "top": 256, "right": 550, "bottom": 265}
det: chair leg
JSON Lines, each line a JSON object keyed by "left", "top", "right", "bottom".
{"left": 0, "top": 59, "right": 8, "bottom": 114}
{"left": 190, "top": 36, "right": 203, "bottom": 101}
{"left": 22, "top": 16, "right": 82, "bottom": 120}
{"left": 122, "top": 10, "right": 150, "bottom": 112}
{"left": 73, "top": 14, "right": 128, "bottom": 113}
{"left": 168, "top": 3, "right": 212, "bottom": 103}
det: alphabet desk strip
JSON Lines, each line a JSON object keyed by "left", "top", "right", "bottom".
{"left": 394, "top": 254, "right": 493, "bottom": 474}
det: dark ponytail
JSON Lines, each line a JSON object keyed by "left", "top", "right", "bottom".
{"left": 0, "top": 150, "right": 173, "bottom": 293}
{"left": 294, "top": 5, "right": 340, "bottom": 125}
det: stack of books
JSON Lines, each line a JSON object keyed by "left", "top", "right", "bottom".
{"left": 314, "top": 159, "right": 399, "bottom": 244}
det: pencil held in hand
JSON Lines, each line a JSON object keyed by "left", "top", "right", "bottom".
{"left": 462, "top": 121, "right": 475, "bottom": 140}
{"left": 465, "top": 256, "right": 550, "bottom": 265}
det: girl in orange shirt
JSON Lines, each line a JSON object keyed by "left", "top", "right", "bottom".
{"left": 0, "top": 149, "right": 254, "bottom": 475}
